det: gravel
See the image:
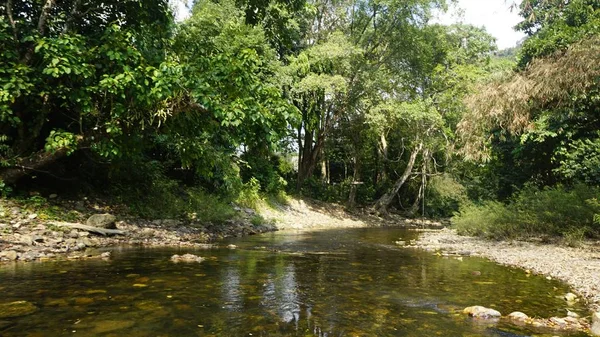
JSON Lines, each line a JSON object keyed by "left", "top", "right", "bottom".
{"left": 412, "top": 228, "right": 600, "bottom": 312}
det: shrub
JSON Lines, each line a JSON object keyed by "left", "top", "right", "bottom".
{"left": 236, "top": 177, "right": 262, "bottom": 209}
{"left": 452, "top": 184, "right": 600, "bottom": 240}
{"left": 425, "top": 174, "right": 469, "bottom": 218}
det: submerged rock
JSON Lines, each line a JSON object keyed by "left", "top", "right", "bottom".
{"left": 463, "top": 306, "right": 501, "bottom": 318}
{"left": 0, "top": 301, "right": 38, "bottom": 318}
{"left": 170, "top": 254, "right": 205, "bottom": 263}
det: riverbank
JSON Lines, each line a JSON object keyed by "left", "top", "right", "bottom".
{"left": 0, "top": 197, "right": 277, "bottom": 263}
{"left": 410, "top": 228, "right": 600, "bottom": 312}
{"left": 0, "top": 196, "right": 442, "bottom": 263}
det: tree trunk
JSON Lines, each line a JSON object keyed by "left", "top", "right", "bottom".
{"left": 348, "top": 157, "right": 361, "bottom": 207}
{"left": 1, "top": 148, "right": 71, "bottom": 184}
{"left": 1, "top": 136, "right": 85, "bottom": 184}
{"left": 408, "top": 148, "right": 429, "bottom": 217}
{"left": 373, "top": 142, "right": 423, "bottom": 216}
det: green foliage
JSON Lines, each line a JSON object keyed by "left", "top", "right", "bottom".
{"left": 453, "top": 184, "right": 600, "bottom": 240}
{"left": 425, "top": 174, "right": 469, "bottom": 218}
{"left": 237, "top": 177, "right": 262, "bottom": 209}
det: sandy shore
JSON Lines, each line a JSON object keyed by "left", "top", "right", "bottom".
{"left": 411, "top": 228, "right": 600, "bottom": 312}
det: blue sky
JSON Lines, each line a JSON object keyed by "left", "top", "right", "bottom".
{"left": 173, "top": 0, "right": 527, "bottom": 50}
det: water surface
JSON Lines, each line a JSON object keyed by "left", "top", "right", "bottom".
{"left": 0, "top": 228, "right": 590, "bottom": 336}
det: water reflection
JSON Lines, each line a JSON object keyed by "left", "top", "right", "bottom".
{"left": 0, "top": 228, "right": 591, "bottom": 337}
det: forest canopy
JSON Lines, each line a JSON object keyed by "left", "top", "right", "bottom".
{"left": 1, "top": 0, "right": 598, "bottom": 238}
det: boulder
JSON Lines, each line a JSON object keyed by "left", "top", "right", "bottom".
{"left": 170, "top": 254, "right": 204, "bottom": 263}
{"left": 0, "top": 301, "right": 38, "bottom": 318}
{"left": 1, "top": 250, "right": 18, "bottom": 261}
{"left": 507, "top": 311, "right": 529, "bottom": 322}
{"left": 463, "top": 306, "right": 501, "bottom": 319}
{"left": 86, "top": 214, "right": 117, "bottom": 229}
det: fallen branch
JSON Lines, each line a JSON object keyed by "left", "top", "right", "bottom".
{"left": 49, "top": 221, "right": 125, "bottom": 236}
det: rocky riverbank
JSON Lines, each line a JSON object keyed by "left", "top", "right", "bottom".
{"left": 0, "top": 198, "right": 276, "bottom": 263}
{"left": 0, "top": 196, "right": 445, "bottom": 264}
{"left": 408, "top": 228, "right": 600, "bottom": 313}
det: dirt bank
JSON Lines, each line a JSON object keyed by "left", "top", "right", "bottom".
{"left": 411, "top": 228, "right": 600, "bottom": 312}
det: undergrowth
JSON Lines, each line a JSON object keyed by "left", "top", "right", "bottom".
{"left": 452, "top": 184, "right": 600, "bottom": 242}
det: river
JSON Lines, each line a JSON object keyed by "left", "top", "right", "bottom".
{"left": 0, "top": 228, "right": 590, "bottom": 336}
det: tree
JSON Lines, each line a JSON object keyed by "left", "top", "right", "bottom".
{"left": 459, "top": 0, "right": 600, "bottom": 189}
{"left": 0, "top": 0, "right": 176, "bottom": 184}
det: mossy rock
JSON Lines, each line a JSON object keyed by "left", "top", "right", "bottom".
{"left": 0, "top": 301, "right": 38, "bottom": 318}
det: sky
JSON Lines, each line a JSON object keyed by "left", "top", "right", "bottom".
{"left": 434, "top": 0, "right": 527, "bottom": 49}
{"left": 172, "top": 0, "right": 527, "bottom": 50}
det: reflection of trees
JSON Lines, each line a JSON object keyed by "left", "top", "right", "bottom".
{"left": 221, "top": 265, "right": 243, "bottom": 311}
{"left": 261, "top": 263, "right": 301, "bottom": 325}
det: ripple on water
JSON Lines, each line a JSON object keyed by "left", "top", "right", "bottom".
{"left": 0, "top": 228, "right": 591, "bottom": 337}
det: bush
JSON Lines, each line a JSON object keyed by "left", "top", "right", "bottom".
{"left": 425, "top": 174, "right": 469, "bottom": 218}
{"left": 236, "top": 177, "right": 262, "bottom": 209}
{"left": 111, "top": 160, "right": 235, "bottom": 223}
{"left": 452, "top": 184, "right": 600, "bottom": 240}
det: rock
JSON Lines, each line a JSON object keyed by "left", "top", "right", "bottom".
{"left": 508, "top": 311, "right": 529, "bottom": 322}
{"left": 20, "top": 235, "right": 33, "bottom": 245}
{"left": 100, "top": 252, "right": 111, "bottom": 259}
{"left": 0, "top": 301, "right": 38, "bottom": 318}
{"left": 161, "top": 219, "right": 182, "bottom": 227}
{"left": 549, "top": 317, "right": 567, "bottom": 327}
{"left": 90, "top": 320, "right": 135, "bottom": 334}
{"left": 20, "top": 251, "right": 37, "bottom": 261}
{"left": 1, "top": 250, "right": 18, "bottom": 261}
{"left": 591, "top": 312, "right": 600, "bottom": 336}
{"left": 86, "top": 213, "right": 117, "bottom": 229}
{"left": 32, "top": 235, "right": 44, "bottom": 243}
{"left": 463, "top": 306, "right": 501, "bottom": 319}
{"left": 227, "top": 244, "right": 237, "bottom": 249}
{"left": 68, "top": 230, "right": 79, "bottom": 238}
{"left": 28, "top": 213, "right": 38, "bottom": 220}
{"left": 564, "top": 292, "right": 578, "bottom": 302}
{"left": 566, "top": 309, "right": 580, "bottom": 318}
{"left": 394, "top": 241, "right": 406, "bottom": 246}
{"left": 48, "top": 194, "right": 58, "bottom": 199}
{"left": 170, "top": 254, "right": 205, "bottom": 263}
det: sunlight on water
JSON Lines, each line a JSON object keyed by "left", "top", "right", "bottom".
{"left": 0, "top": 228, "right": 590, "bottom": 336}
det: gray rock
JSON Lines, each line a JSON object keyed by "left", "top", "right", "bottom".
{"left": 48, "top": 194, "right": 58, "bottom": 199}
{"left": 170, "top": 254, "right": 204, "bottom": 263}
{"left": 20, "top": 235, "right": 33, "bottom": 245}
{"left": 28, "top": 213, "right": 38, "bottom": 220}
{"left": 463, "top": 306, "right": 501, "bottom": 318}
{"left": 508, "top": 311, "right": 529, "bottom": 321}
{"left": 68, "top": 230, "right": 79, "bottom": 238}
{"left": 86, "top": 214, "right": 117, "bottom": 229}
{"left": 2, "top": 250, "right": 18, "bottom": 261}
{"left": 161, "top": 219, "right": 181, "bottom": 227}
{"left": 32, "top": 236, "right": 44, "bottom": 243}
{"left": 20, "top": 251, "right": 37, "bottom": 261}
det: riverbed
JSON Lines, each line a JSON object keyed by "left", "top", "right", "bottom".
{"left": 0, "top": 228, "right": 591, "bottom": 336}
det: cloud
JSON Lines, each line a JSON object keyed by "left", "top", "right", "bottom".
{"left": 433, "top": 0, "right": 527, "bottom": 49}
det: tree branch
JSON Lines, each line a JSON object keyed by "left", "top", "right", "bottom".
{"left": 6, "top": 0, "right": 18, "bottom": 42}
{"left": 38, "top": 0, "right": 56, "bottom": 36}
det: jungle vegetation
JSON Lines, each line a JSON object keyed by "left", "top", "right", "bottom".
{"left": 0, "top": 0, "right": 598, "bottom": 239}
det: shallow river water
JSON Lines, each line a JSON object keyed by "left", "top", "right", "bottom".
{"left": 0, "top": 228, "right": 590, "bottom": 336}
